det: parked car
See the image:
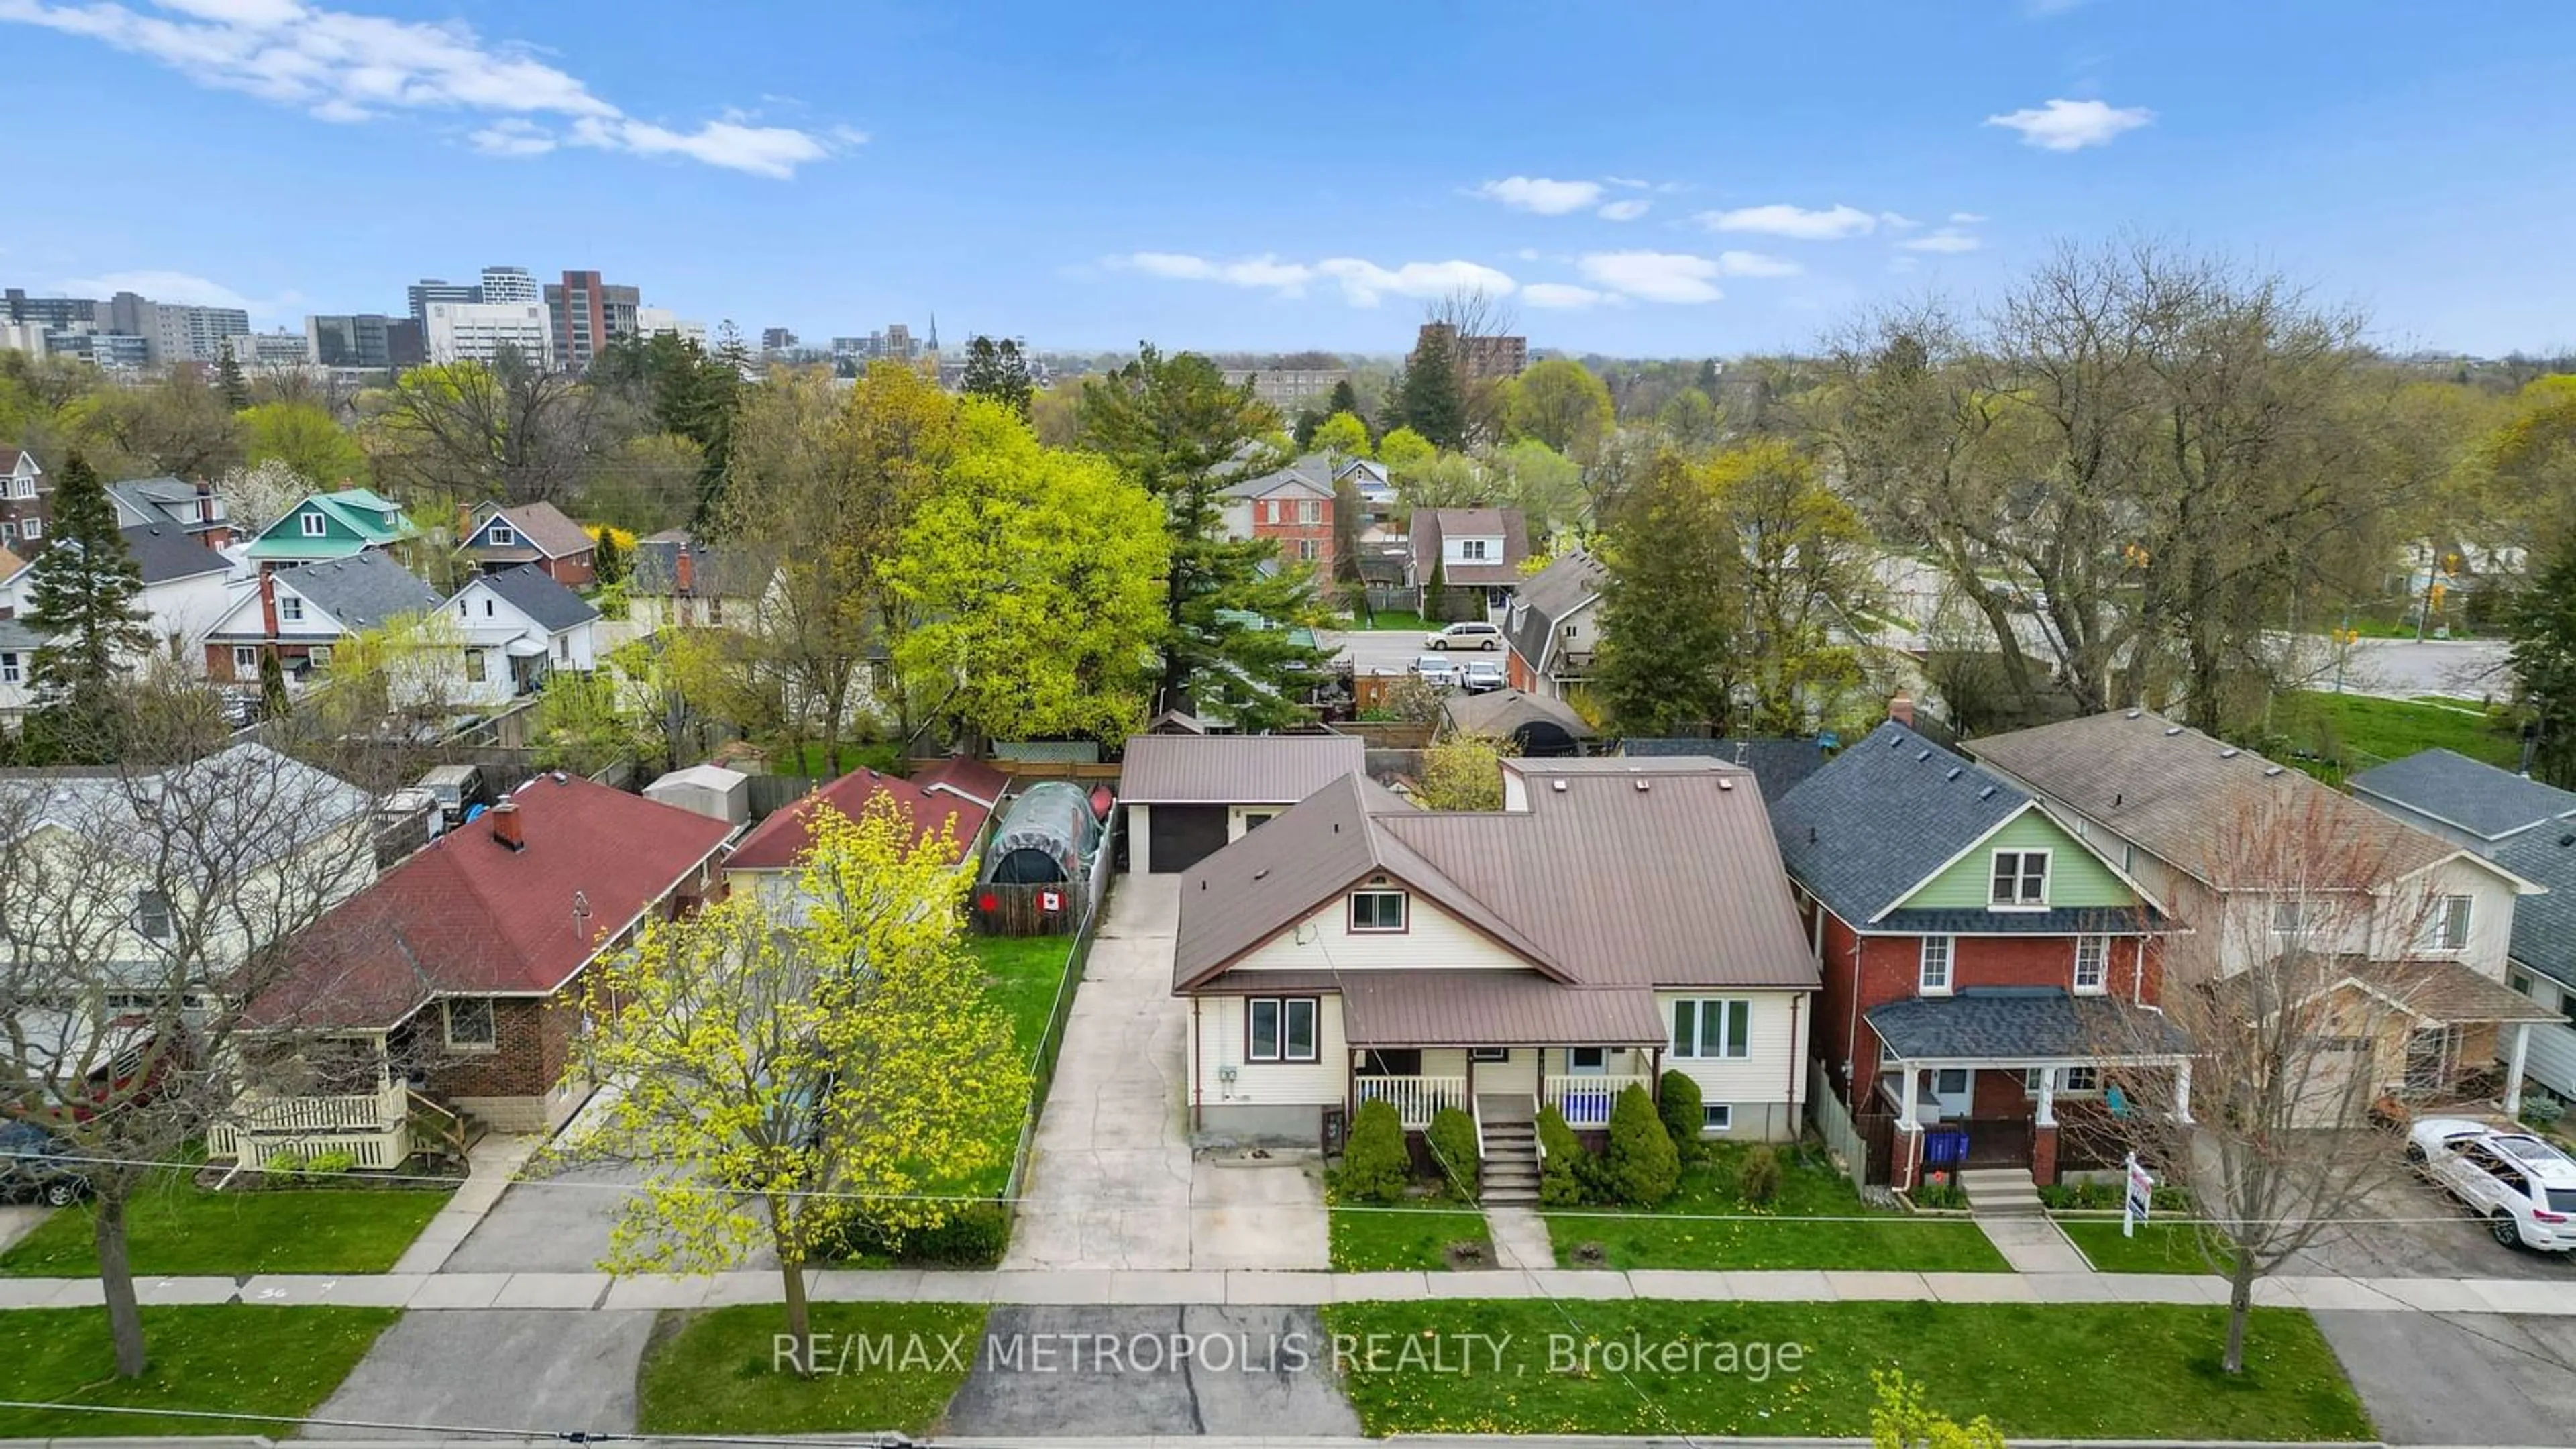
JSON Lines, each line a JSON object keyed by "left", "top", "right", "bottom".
{"left": 1412, "top": 655, "right": 1461, "bottom": 688}
{"left": 1425, "top": 621, "right": 1502, "bottom": 651}
{"left": 416, "top": 764, "right": 490, "bottom": 827}
{"left": 0, "top": 1120, "right": 88, "bottom": 1207}
{"left": 1460, "top": 659, "right": 1507, "bottom": 693}
{"left": 2406, "top": 1117, "right": 2576, "bottom": 1252}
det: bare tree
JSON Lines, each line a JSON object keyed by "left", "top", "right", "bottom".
{"left": 0, "top": 684, "right": 390, "bottom": 1377}
{"left": 2083, "top": 787, "right": 2453, "bottom": 1375}
{"left": 363, "top": 346, "right": 609, "bottom": 510}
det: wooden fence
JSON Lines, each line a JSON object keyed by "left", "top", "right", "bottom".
{"left": 1809, "top": 1060, "right": 1871, "bottom": 1193}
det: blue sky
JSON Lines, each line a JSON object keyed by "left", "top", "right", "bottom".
{"left": 5, "top": 0, "right": 2574, "bottom": 358}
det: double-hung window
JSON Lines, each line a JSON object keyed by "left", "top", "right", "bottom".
{"left": 299, "top": 511, "right": 327, "bottom": 537}
{"left": 1670, "top": 998, "right": 1750, "bottom": 1059}
{"left": 1350, "top": 889, "right": 1407, "bottom": 932}
{"left": 1247, "top": 997, "right": 1318, "bottom": 1063}
{"left": 1918, "top": 935, "right": 1954, "bottom": 994}
{"left": 1990, "top": 850, "right": 2049, "bottom": 908}
{"left": 278, "top": 595, "right": 304, "bottom": 623}
{"left": 2418, "top": 894, "right": 2472, "bottom": 953}
{"left": 488, "top": 523, "right": 517, "bottom": 547}
{"left": 2073, "top": 936, "right": 2108, "bottom": 994}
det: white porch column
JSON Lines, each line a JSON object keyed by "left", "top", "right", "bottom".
{"left": 2035, "top": 1066, "right": 2057, "bottom": 1128}
{"left": 2504, "top": 1022, "right": 2532, "bottom": 1118}
{"left": 2174, "top": 1059, "right": 2194, "bottom": 1125}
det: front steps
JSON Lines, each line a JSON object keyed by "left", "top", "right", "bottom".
{"left": 1480, "top": 1118, "right": 1540, "bottom": 1205}
{"left": 1960, "top": 1167, "right": 2044, "bottom": 1216}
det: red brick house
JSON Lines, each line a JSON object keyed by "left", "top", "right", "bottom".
{"left": 1768, "top": 716, "right": 2187, "bottom": 1190}
{"left": 1220, "top": 454, "right": 1336, "bottom": 576}
{"left": 228, "top": 772, "right": 735, "bottom": 1164}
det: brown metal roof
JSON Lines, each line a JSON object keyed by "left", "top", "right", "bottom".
{"left": 1341, "top": 972, "right": 1666, "bottom": 1046}
{"left": 1971, "top": 710, "right": 2461, "bottom": 888}
{"left": 1409, "top": 507, "right": 1531, "bottom": 588}
{"left": 1121, "top": 733, "right": 1366, "bottom": 805}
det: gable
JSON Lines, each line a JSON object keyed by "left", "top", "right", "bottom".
{"left": 1894, "top": 808, "right": 2135, "bottom": 912}
{"left": 1225, "top": 875, "right": 1554, "bottom": 976}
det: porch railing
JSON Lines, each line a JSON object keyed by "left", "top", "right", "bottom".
{"left": 225, "top": 1079, "right": 408, "bottom": 1134}
{"left": 1355, "top": 1074, "right": 1467, "bottom": 1130}
{"left": 1544, "top": 1073, "right": 1655, "bottom": 1129}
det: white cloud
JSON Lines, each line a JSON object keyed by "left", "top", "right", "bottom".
{"left": 1949, "top": 211, "right": 1989, "bottom": 224}
{"left": 58, "top": 269, "right": 256, "bottom": 309}
{"left": 1879, "top": 212, "right": 1921, "bottom": 231}
{"left": 1513, "top": 248, "right": 1543, "bottom": 262}
{"left": 1984, "top": 97, "right": 2153, "bottom": 151}
{"left": 1716, "top": 250, "right": 1802, "bottom": 278}
{"left": 1114, "top": 252, "right": 1513, "bottom": 307}
{"left": 1597, "top": 198, "right": 1651, "bottom": 222}
{"left": 1576, "top": 251, "right": 1723, "bottom": 305}
{"left": 1472, "top": 176, "right": 1604, "bottom": 215}
{"left": 0, "top": 0, "right": 856, "bottom": 178}
{"left": 1696, "top": 203, "right": 1878, "bottom": 240}
{"left": 1522, "top": 282, "right": 1620, "bottom": 310}
{"left": 1900, "top": 228, "right": 1982, "bottom": 254}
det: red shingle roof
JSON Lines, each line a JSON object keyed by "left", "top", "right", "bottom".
{"left": 912, "top": 753, "right": 1013, "bottom": 810}
{"left": 725, "top": 767, "right": 989, "bottom": 872}
{"left": 250, "top": 773, "right": 733, "bottom": 1030}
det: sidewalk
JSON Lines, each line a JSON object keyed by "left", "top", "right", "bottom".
{"left": 3, "top": 1265, "right": 2567, "bottom": 1316}
{"left": 388, "top": 1134, "right": 545, "bottom": 1275}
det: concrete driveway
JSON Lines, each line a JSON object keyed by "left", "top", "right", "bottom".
{"left": 309, "top": 1309, "right": 657, "bottom": 1438}
{"left": 2282, "top": 1160, "right": 2576, "bottom": 1283}
{"left": 942, "top": 1305, "right": 1358, "bottom": 1437}
{"left": 2316, "top": 1311, "right": 2576, "bottom": 1446}
{"left": 439, "top": 1160, "right": 782, "bottom": 1275}
{"left": 0, "top": 1204, "right": 48, "bottom": 1255}
{"left": 1004, "top": 874, "right": 1327, "bottom": 1271}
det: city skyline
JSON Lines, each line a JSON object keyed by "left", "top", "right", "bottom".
{"left": 4, "top": 1, "right": 2575, "bottom": 356}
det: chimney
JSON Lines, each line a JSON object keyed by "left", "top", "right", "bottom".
{"left": 1888, "top": 693, "right": 1915, "bottom": 729}
{"left": 490, "top": 799, "right": 525, "bottom": 851}
{"left": 674, "top": 543, "right": 696, "bottom": 596}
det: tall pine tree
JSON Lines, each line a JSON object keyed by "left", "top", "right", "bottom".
{"left": 24, "top": 451, "right": 153, "bottom": 754}
{"left": 1326, "top": 376, "right": 1362, "bottom": 425}
{"left": 1399, "top": 331, "right": 1466, "bottom": 449}
{"left": 961, "top": 335, "right": 1034, "bottom": 417}
{"left": 1078, "top": 345, "right": 1331, "bottom": 730}
{"left": 215, "top": 343, "right": 250, "bottom": 411}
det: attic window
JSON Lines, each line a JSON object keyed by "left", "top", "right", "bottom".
{"left": 1990, "top": 850, "right": 2049, "bottom": 909}
{"left": 488, "top": 523, "right": 517, "bottom": 547}
{"left": 1350, "top": 889, "right": 1407, "bottom": 932}
{"left": 299, "top": 511, "right": 327, "bottom": 537}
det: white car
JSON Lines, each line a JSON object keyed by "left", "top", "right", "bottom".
{"left": 1460, "top": 659, "right": 1507, "bottom": 693}
{"left": 1425, "top": 621, "right": 1502, "bottom": 651}
{"left": 1412, "top": 654, "right": 1461, "bottom": 688}
{"left": 2406, "top": 1117, "right": 2576, "bottom": 1252}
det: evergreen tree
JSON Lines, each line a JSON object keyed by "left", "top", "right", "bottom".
{"left": 258, "top": 643, "right": 290, "bottom": 718}
{"left": 1696, "top": 357, "right": 1721, "bottom": 394}
{"left": 1592, "top": 450, "right": 1747, "bottom": 735}
{"left": 2508, "top": 545, "right": 2576, "bottom": 788}
{"left": 1326, "top": 376, "right": 1362, "bottom": 425}
{"left": 592, "top": 527, "right": 629, "bottom": 587}
{"left": 1399, "top": 332, "right": 1466, "bottom": 449}
{"left": 215, "top": 343, "right": 250, "bottom": 411}
{"left": 23, "top": 452, "right": 152, "bottom": 754}
{"left": 960, "top": 335, "right": 1034, "bottom": 417}
{"left": 1077, "top": 345, "right": 1332, "bottom": 729}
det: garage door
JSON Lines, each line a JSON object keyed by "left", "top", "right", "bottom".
{"left": 2294, "top": 1036, "right": 2373, "bottom": 1126}
{"left": 1148, "top": 805, "right": 1230, "bottom": 873}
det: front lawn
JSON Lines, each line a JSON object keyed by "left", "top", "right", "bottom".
{"left": 0, "top": 1177, "right": 451, "bottom": 1277}
{"left": 637, "top": 1303, "right": 987, "bottom": 1435}
{"left": 0, "top": 1305, "right": 398, "bottom": 1436}
{"left": 2269, "top": 691, "right": 2518, "bottom": 777}
{"left": 1330, "top": 1197, "right": 1493, "bottom": 1271}
{"left": 1322, "top": 1299, "right": 2371, "bottom": 1440}
{"left": 2058, "top": 1218, "right": 2233, "bottom": 1275}
{"left": 1542, "top": 1143, "right": 2009, "bottom": 1273}
{"left": 967, "top": 933, "right": 1079, "bottom": 1067}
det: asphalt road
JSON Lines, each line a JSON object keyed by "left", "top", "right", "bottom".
{"left": 941, "top": 1304, "right": 1360, "bottom": 1438}
{"left": 2315, "top": 1311, "right": 2576, "bottom": 1446}
{"left": 2305, "top": 635, "right": 2513, "bottom": 701}
{"left": 311, "top": 1308, "right": 656, "bottom": 1439}
{"left": 1326, "top": 627, "right": 1501, "bottom": 680}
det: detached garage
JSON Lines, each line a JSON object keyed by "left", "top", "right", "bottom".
{"left": 1122, "top": 733, "right": 1366, "bottom": 873}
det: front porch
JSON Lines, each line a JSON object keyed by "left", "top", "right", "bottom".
{"left": 210, "top": 1033, "right": 476, "bottom": 1173}
{"left": 1350, "top": 1046, "right": 1660, "bottom": 1130}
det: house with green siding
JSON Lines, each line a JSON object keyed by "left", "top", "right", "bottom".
{"left": 243, "top": 488, "right": 421, "bottom": 568}
{"left": 1768, "top": 718, "right": 2188, "bottom": 1191}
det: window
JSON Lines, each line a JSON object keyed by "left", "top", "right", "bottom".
{"left": 2419, "top": 894, "right": 2472, "bottom": 953}
{"left": 1918, "top": 935, "right": 1953, "bottom": 994}
{"left": 1989, "top": 850, "right": 2049, "bottom": 908}
{"left": 309, "top": 645, "right": 332, "bottom": 667}
{"left": 1298, "top": 498, "right": 1321, "bottom": 525}
{"left": 16, "top": 517, "right": 34, "bottom": 541}
{"left": 232, "top": 645, "right": 259, "bottom": 674}
{"left": 2021, "top": 1065, "right": 2100, "bottom": 1093}
{"left": 465, "top": 650, "right": 488, "bottom": 683}
{"left": 443, "top": 998, "right": 498, "bottom": 1051}
{"left": 278, "top": 595, "right": 304, "bottom": 623}
{"left": 1246, "top": 997, "right": 1318, "bottom": 1063}
{"left": 1468, "top": 1046, "right": 1511, "bottom": 1063}
{"left": 557, "top": 635, "right": 570, "bottom": 661}
{"left": 1702, "top": 1104, "right": 1733, "bottom": 1132}
{"left": 483, "top": 598, "right": 495, "bottom": 617}
{"left": 1670, "top": 998, "right": 1750, "bottom": 1059}
{"left": 2074, "top": 936, "right": 2109, "bottom": 994}
{"left": 1460, "top": 539, "right": 1490, "bottom": 561}
{"left": 488, "top": 523, "right": 516, "bottom": 547}
{"left": 1568, "top": 1046, "right": 1608, "bottom": 1071}
{"left": 2509, "top": 970, "right": 2536, "bottom": 999}
{"left": 133, "top": 889, "right": 172, "bottom": 941}
{"left": 1297, "top": 538, "right": 1321, "bottom": 561}
{"left": 299, "top": 511, "right": 327, "bottom": 537}
{"left": 1264, "top": 500, "right": 1279, "bottom": 523}
{"left": 0, "top": 521, "right": 13, "bottom": 541}
{"left": 1240, "top": 810, "right": 1276, "bottom": 832}
{"left": 0, "top": 652, "right": 17, "bottom": 685}
{"left": 2272, "top": 898, "right": 2309, "bottom": 938}
{"left": 1350, "top": 889, "right": 1407, "bottom": 932}
{"left": 2122, "top": 843, "right": 2135, "bottom": 873}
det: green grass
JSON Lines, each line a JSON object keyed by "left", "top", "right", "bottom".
{"left": 776, "top": 740, "right": 903, "bottom": 777}
{"left": 1330, "top": 1195, "right": 1494, "bottom": 1271}
{"left": 0, "top": 1305, "right": 398, "bottom": 1436}
{"left": 0, "top": 1176, "right": 451, "bottom": 1277}
{"left": 2270, "top": 690, "right": 2520, "bottom": 776}
{"left": 637, "top": 1303, "right": 987, "bottom": 1435}
{"left": 967, "top": 933, "right": 1079, "bottom": 1065}
{"left": 1340, "top": 607, "right": 1436, "bottom": 633}
{"left": 2058, "top": 1218, "right": 2235, "bottom": 1275}
{"left": 1542, "top": 1144, "right": 2010, "bottom": 1273}
{"left": 1321, "top": 1300, "right": 2371, "bottom": 1440}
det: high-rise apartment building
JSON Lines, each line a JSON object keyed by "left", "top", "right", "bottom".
{"left": 406, "top": 278, "right": 481, "bottom": 327}
{"left": 543, "top": 270, "right": 639, "bottom": 372}
{"left": 1415, "top": 321, "right": 1527, "bottom": 382}
{"left": 760, "top": 327, "right": 798, "bottom": 354}
{"left": 307, "top": 313, "right": 394, "bottom": 369}
{"left": 424, "top": 301, "right": 553, "bottom": 368}
{"left": 635, "top": 308, "right": 706, "bottom": 346}
{"left": 3, "top": 290, "right": 97, "bottom": 329}
{"left": 478, "top": 266, "right": 537, "bottom": 305}
{"left": 141, "top": 299, "right": 250, "bottom": 366}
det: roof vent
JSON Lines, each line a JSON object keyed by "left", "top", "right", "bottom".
{"left": 1252, "top": 867, "right": 1269, "bottom": 881}
{"left": 2220, "top": 747, "right": 2240, "bottom": 759}
{"left": 2125, "top": 708, "right": 2142, "bottom": 719}
{"left": 1551, "top": 778, "right": 1568, "bottom": 792}
{"left": 1978, "top": 784, "right": 1997, "bottom": 800}
{"left": 1808, "top": 825, "right": 1818, "bottom": 844}
{"left": 2163, "top": 725, "right": 2184, "bottom": 737}
{"left": 1945, "top": 767, "right": 1963, "bottom": 781}
{"left": 2561, "top": 833, "right": 2575, "bottom": 848}
{"left": 1890, "top": 733, "right": 1904, "bottom": 748}
{"left": 1635, "top": 777, "right": 1650, "bottom": 792}
{"left": 2263, "top": 765, "right": 2284, "bottom": 777}
{"left": 1916, "top": 749, "right": 1932, "bottom": 762}
{"left": 1718, "top": 777, "right": 1735, "bottom": 791}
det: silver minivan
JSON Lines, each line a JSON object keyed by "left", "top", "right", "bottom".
{"left": 1426, "top": 621, "right": 1502, "bottom": 651}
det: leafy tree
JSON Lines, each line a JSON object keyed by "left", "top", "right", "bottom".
{"left": 593, "top": 330, "right": 743, "bottom": 524}
{"left": 1593, "top": 451, "right": 1745, "bottom": 734}
{"left": 960, "top": 335, "right": 1034, "bottom": 417}
{"left": 1334, "top": 1098, "right": 1411, "bottom": 1204}
{"left": 1326, "top": 376, "right": 1363, "bottom": 424}
{"left": 2507, "top": 543, "right": 2576, "bottom": 787}
{"left": 1506, "top": 358, "right": 1613, "bottom": 457}
{"left": 1656, "top": 387, "right": 1722, "bottom": 452}
{"left": 529, "top": 671, "right": 639, "bottom": 777}
{"left": 573, "top": 798, "right": 1024, "bottom": 1371}
{"left": 216, "top": 458, "right": 313, "bottom": 535}
{"left": 366, "top": 352, "right": 610, "bottom": 508}
{"left": 1602, "top": 1083, "right": 1678, "bottom": 1205}
{"left": 1490, "top": 439, "right": 1582, "bottom": 539}
{"left": 1717, "top": 440, "right": 1876, "bottom": 733}
{"left": 239, "top": 400, "right": 366, "bottom": 485}
{"left": 65, "top": 372, "right": 242, "bottom": 480}
{"left": 1313, "top": 409, "right": 1371, "bottom": 460}
{"left": 1397, "top": 329, "right": 1466, "bottom": 449}
{"left": 890, "top": 400, "right": 1167, "bottom": 743}
{"left": 1870, "top": 1371, "right": 2006, "bottom": 1449}
{"left": 214, "top": 343, "right": 249, "bottom": 411}
{"left": 1417, "top": 731, "right": 1513, "bottom": 810}
{"left": 1375, "top": 427, "right": 1435, "bottom": 470}
{"left": 1077, "top": 345, "right": 1331, "bottom": 729}
{"left": 23, "top": 452, "right": 152, "bottom": 747}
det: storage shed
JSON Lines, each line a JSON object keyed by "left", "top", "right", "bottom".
{"left": 981, "top": 780, "right": 1103, "bottom": 885}
{"left": 644, "top": 763, "right": 751, "bottom": 829}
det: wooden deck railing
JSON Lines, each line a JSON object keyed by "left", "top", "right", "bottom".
{"left": 1355, "top": 1074, "right": 1467, "bottom": 1129}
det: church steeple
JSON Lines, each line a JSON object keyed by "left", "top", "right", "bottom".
{"left": 927, "top": 311, "right": 939, "bottom": 353}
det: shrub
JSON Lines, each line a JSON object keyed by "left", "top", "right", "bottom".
{"left": 1911, "top": 1180, "right": 1968, "bottom": 1210}
{"left": 1424, "top": 1106, "right": 1481, "bottom": 1199}
{"left": 1601, "top": 1083, "right": 1679, "bottom": 1206}
{"left": 1334, "top": 1099, "right": 1413, "bottom": 1205}
{"left": 300, "top": 1148, "right": 358, "bottom": 1180}
{"left": 2522, "top": 1094, "right": 2566, "bottom": 1129}
{"left": 1536, "top": 1107, "right": 1589, "bottom": 1206}
{"left": 260, "top": 1150, "right": 306, "bottom": 1183}
{"left": 828, "top": 1203, "right": 1011, "bottom": 1266}
{"left": 1735, "top": 1144, "right": 1782, "bottom": 1206}
{"left": 1656, "top": 1070, "right": 1704, "bottom": 1160}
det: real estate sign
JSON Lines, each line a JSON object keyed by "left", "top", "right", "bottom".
{"left": 2123, "top": 1151, "right": 2155, "bottom": 1238}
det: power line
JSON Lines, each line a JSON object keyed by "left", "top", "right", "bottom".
{"left": 0, "top": 1400, "right": 910, "bottom": 1448}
